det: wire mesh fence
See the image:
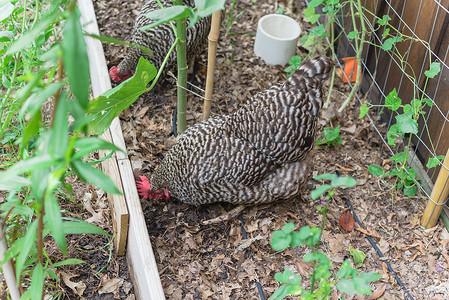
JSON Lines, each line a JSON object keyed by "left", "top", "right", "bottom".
{"left": 307, "top": 0, "right": 449, "bottom": 228}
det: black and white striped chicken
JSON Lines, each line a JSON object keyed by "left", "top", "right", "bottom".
{"left": 137, "top": 57, "right": 334, "bottom": 205}
{"left": 110, "top": 0, "right": 211, "bottom": 82}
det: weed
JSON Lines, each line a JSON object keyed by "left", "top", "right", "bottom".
{"left": 317, "top": 126, "right": 342, "bottom": 147}
{"left": 270, "top": 174, "right": 381, "bottom": 299}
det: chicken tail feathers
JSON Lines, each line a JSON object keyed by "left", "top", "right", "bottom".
{"left": 296, "top": 56, "right": 334, "bottom": 80}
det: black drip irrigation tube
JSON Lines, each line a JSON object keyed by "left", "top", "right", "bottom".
{"left": 343, "top": 196, "right": 415, "bottom": 300}
{"left": 238, "top": 215, "right": 266, "bottom": 300}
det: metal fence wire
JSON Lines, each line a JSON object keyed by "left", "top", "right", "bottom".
{"left": 307, "top": 0, "right": 449, "bottom": 228}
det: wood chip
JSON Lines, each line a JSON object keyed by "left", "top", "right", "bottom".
{"left": 355, "top": 223, "right": 381, "bottom": 238}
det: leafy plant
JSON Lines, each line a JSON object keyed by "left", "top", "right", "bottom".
{"left": 0, "top": 0, "right": 125, "bottom": 297}
{"left": 361, "top": 62, "right": 441, "bottom": 197}
{"left": 270, "top": 174, "right": 381, "bottom": 299}
{"left": 284, "top": 55, "right": 302, "bottom": 78}
{"left": 317, "top": 126, "right": 342, "bottom": 147}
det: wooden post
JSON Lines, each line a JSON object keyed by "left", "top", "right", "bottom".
{"left": 202, "top": 11, "right": 222, "bottom": 121}
{"left": 421, "top": 147, "right": 449, "bottom": 228}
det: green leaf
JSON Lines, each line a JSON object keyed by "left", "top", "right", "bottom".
{"left": 195, "top": 0, "right": 226, "bottom": 17}
{"left": 382, "top": 27, "right": 390, "bottom": 39}
{"left": 269, "top": 285, "right": 290, "bottom": 300}
{"left": 271, "top": 230, "right": 291, "bottom": 251}
{"left": 336, "top": 260, "right": 357, "bottom": 279}
{"left": 331, "top": 176, "right": 358, "bottom": 188}
{"left": 403, "top": 186, "right": 416, "bottom": 197}
{"left": 377, "top": 15, "right": 391, "bottom": 26}
{"left": 72, "top": 137, "right": 124, "bottom": 160}
{"left": 44, "top": 194, "right": 66, "bottom": 255}
{"left": 87, "top": 57, "right": 157, "bottom": 135}
{"left": 71, "top": 160, "right": 121, "bottom": 194}
{"left": 7, "top": 4, "right": 62, "bottom": 54}
{"left": 349, "top": 247, "right": 366, "bottom": 266}
{"left": 303, "top": 6, "right": 319, "bottom": 23}
{"left": 141, "top": 6, "right": 194, "bottom": 30}
{"left": 309, "top": 24, "right": 328, "bottom": 38}
{"left": 284, "top": 55, "right": 302, "bottom": 75}
{"left": 303, "top": 251, "right": 329, "bottom": 264}
{"left": 385, "top": 88, "right": 401, "bottom": 111}
{"left": 347, "top": 31, "right": 358, "bottom": 39}
{"left": 352, "top": 276, "right": 372, "bottom": 295}
{"left": 0, "top": 175, "right": 31, "bottom": 191}
{"left": 311, "top": 184, "right": 332, "bottom": 200}
{"left": 282, "top": 222, "right": 295, "bottom": 233}
{"left": 15, "top": 220, "right": 38, "bottom": 282}
{"left": 63, "top": 220, "right": 110, "bottom": 235}
{"left": 0, "top": 3, "right": 14, "bottom": 22}
{"left": 308, "top": 0, "right": 324, "bottom": 7}
{"left": 62, "top": 8, "right": 90, "bottom": 109}
{"left": 274, "top": 269, "right": 301, "bottom": 285}
{"left": 49, "top": 96, "right": 69, "bottom": 159}
{"left": 380, "top": 36, "right": 402, "bottom": 51}
{"left": 299, "top": 226, "right": 320, "bottom": 247}
{"left": 426, "top": 155, "right": 445, "bottom": 168}
{"left": 403, "top": 104, "right": 411, "bottom": 114}
{"left": 289, "top": 231, "right": 303, "bottom": 248}
{"left": 423, "top": 98, "right": 434, "bottom": 107}
{"left": 20, "top": 109, "right": 42, "bottom": 155}
{"left": 390, "top": 151, "right": 407, "bottom": 163}
{"left": 395, "top": 112, "right": 418, "bottom": 134}
{"left": 337, "top": 278, "right": 357, "bottom": 295}
{"left": 317, "top": 126, "right": 341, "bottom": 147}
{"left": 51, "top": 258, "right": 85, "bottom": 268}
{"left": 0, "top": 154, "right": 54, "bottom": 179}
{"left": 387, "top": 124, "right": 400, "bottom": 145}
{"left": 368, "top": 165, "right": 383, "bottom": 176}
{"left": 358, "top": 272, "right": 382, "bottom": 283}
{"left": 424, "top": 62, "right": 441, "bottom": 79}
{"left": 30, "top": 263, "right": 44, "bottom": 300}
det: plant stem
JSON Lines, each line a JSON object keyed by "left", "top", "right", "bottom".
{"left": 310, "top": 190, "right": 333, "bottom": 292}
{"left": 173, "top": 0, "right": 187, "bottom": 134}
{"left": 36, "top": 204, "right": 44, "bottom": 264}
{"left": 338, "top": 0, "right": 366, "bottom": 113}
{"left": 323, "top": 16, "right": 336, "bottom": 110}
{"left": 146, "top": 39, "right": 179, "bottom": 92}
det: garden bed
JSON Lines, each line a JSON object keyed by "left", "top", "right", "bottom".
{"left": 89, "top": 0, "right": 449, "bottom": 299}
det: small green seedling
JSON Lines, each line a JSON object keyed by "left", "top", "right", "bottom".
{"left": 270, "top": 174, "right": 380, "bottom": 299}
{"left": 317, "top": 126, "right": 342, "bottom": 147}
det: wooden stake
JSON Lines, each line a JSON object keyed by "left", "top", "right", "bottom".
{"left": 202, "top": 11, "right": 222, "bottom": 121}
{"left": 421, "top": 147, "right": 449, "bottom": 228}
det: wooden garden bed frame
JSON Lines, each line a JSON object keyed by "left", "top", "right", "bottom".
{"left": 78, "top": 0, "right": 165, "bottom": 299}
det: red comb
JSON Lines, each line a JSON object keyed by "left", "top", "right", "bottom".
{"left": 136, "top": 175, "right": 152, "bottom": 199}
{"left": 109, "top": 66, "right": 135, "bottom": 82}
{"left": 109, "top": 66, "right": 121, "bottom": 82}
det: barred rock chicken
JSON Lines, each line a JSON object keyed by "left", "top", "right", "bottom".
{"left": 109, "top": 0, "right": 211, "bottom": 82}
{"left": 137, "top": 57, "right": 334, "bottom": 205}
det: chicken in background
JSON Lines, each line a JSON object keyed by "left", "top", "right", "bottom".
{"left": 137, "top": 57, "right": 334, "bottom": 205}
{"left": 109, "top": 0, "right": 211, "bottom": 82}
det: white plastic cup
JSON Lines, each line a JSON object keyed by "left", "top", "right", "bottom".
{"left": 254, "top": 14, "right": 301, "bottom": 66}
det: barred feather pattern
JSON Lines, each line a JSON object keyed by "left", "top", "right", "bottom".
{"left": 150, "top": 57, "right": 334, "bottom": 205}
{"left": 117, "top": 0, "right": 211, "bottom": 76}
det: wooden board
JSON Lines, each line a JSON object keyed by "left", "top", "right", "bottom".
{"left": 98, "top": 129, "right": 128, "bottom": 256}
{"left": 78, "top": 0, "right": 166, "bottom": 298}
